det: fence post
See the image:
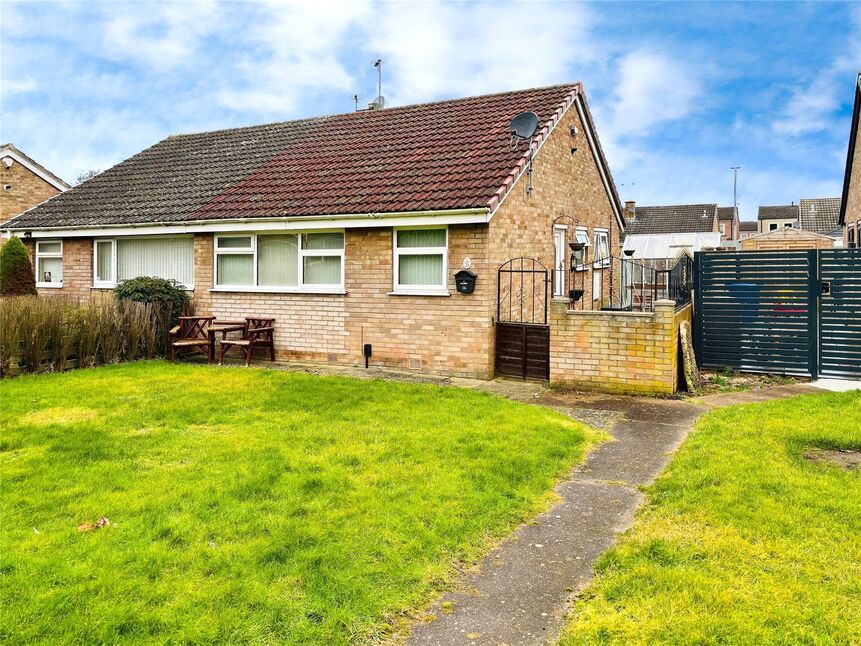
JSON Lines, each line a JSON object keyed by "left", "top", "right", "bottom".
{"left": 807, "top": 249, "right": 819, "bottom": 379}
{"left": 693, "top": 252, "right": 703, "bottom": 366}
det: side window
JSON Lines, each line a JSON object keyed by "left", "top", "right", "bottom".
{"left": 35, "top": 240, "right": 63, "bottom": 286}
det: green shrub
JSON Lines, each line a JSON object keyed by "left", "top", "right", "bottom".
{"left": 0, "top": 237, "right": 37, "bottom": 296}
{"left": 114, "top": 276, "right": 190, "bottom": 323}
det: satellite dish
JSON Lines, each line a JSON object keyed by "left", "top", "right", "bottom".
{"left": 509, "top": 111, "right": 539, "bottom": 140}
{"left": 368, "top": 95, "right": 385, "bottom": 110}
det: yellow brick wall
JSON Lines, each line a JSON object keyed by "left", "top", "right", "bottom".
{"left": 549, "top": 300, "right": 690, "bottom": 395}
{"left": 26, "top": 237, "right": 93, "bottom": 301}
{"left": 845, "top": 104, "right": 861, "bottom": 247}
{"left": 1, "top": 162, "right": 62, "bottom": 220}
{"left": 488, "top": 98, "right": 622, "bottom": 310}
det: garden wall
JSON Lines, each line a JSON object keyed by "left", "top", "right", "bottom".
{"left": 550, "top": 299, "right": 691, "bottom": 395}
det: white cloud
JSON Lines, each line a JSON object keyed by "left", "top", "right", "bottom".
{"left": 598, "top": 50, "right": 704, "bottom": 169}
{"left": 368, "top": 1, "right": 596, "bottom": 105}
{"left": 772, "top": 7, "right": 861, "bottom": 136}
{"left": 102, "top": 1, "right": 221, "bottom": 70}
{"left": 217, "top": 0, "right": 371, "bottom": 113}
{"left": 2, "top": 78, "right": 37, "bottom": 96}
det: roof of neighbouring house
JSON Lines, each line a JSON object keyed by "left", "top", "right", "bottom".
{"left": 2, "top": 83, "right": 624, "bottom": 231}
{"left": 717, "top": 206, "right": 738, "bottom": 221}
{"left": 0, "top": 144, "right": 70, "bottom": 191}
{"left": 741, "top": 226, "right": 835, "bottom": 243}
{"left": 798, "top": 197, "right": 841, "bottom": 234}
{"left": 757, "top": 204, "right": 799, "bottom": 220}
{"left": 739, "top": 220, "right": 758, "bottom": 231}
{"left": 840, "top": 72, "right": 861, "bottom": 226}
{"left": 625, "top": 204, "right": 718, "bottom": 235}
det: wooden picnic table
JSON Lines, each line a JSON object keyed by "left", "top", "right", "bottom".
{"left": 208, "top": 320, "right": 246, "bottom": 358}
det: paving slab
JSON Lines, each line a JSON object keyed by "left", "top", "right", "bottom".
{"left": 810, "top": 378, "right": 861, "bottom": 392}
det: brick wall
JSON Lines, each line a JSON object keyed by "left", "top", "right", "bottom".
{"left": 1, "top": 162, "right": 62, "bottom": 220}
{"left": 194, "top": 226, "right": 494, "bottom": 378}
{"left": 488, "top": 97, "right": 622, "bottom": 310}
{"left": 845, "top": 105, "right": 861, "bottom": 247}
{"left": 25, "top": 237, "right": 93, "bottom": 300}
{"left": 549, "top": 300, "right": 691, "bottom": 395}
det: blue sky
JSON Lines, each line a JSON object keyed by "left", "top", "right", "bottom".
{"left": 2, "top": 0, "right": 859, "bottom": 221}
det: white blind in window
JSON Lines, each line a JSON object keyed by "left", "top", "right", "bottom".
{"left": 117, "top": 237, "right": 194, "bottom": 286}
{"left": 258, "top": 235, "right": 298, "bottom": 286}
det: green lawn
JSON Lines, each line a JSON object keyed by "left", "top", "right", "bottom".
{"left": 0, "top": 362, "right": 598, "bottom": 644}
{"left": 561, "top": 391, "right": 861, "bottom": 645}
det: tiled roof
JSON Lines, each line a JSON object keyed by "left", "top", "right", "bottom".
{"left": 717, "top": 206, "right": 737, "bottom": 221}
{"left": 625, "top": 204, "right": 717, "bottom": 235}
{"left": 798, "top": 197, "right": 841, "bottom": 234}
{"left": 739, "top": 220, "right": 758, "bottom": 232}
{"left": 3, "top": 83, "right": 591, "bottom": 230}
{"left": 757, "top": 204, "right": 798, "bottom": 221}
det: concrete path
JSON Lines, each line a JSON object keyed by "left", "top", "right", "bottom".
{"left": 406, "top": 384, "right": 821, "bottom": 646}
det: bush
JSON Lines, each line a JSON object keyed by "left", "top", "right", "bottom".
{"left": 0, "top": 236, "right": 37, "bottom": 296}
{"left": 114, "top": 276, "right": 190, "bottom": 324}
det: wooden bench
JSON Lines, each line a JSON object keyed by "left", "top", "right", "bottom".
{"left": 169, "top": 316, "right": 215, "bottom": 363}
{"left": 218, "top": 318, "right": 276, "bottom": 367}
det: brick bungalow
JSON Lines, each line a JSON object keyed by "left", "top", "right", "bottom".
{"left": 1, "top": 83, "right": 626, "bottom": 379}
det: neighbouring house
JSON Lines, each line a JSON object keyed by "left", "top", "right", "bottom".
{"left": 2, "top": 83, "right": 636, "bottom": 382}
{"left": 758, "top": 204, "right": 799, "bottom": 232}
{"left": 738, "top": 220, "right": 758, "bottom": 240}
{"left": 621, "top": 202, "right": 722, "bottom": 265}
{"left": 739, "top": 226, "right": 835, "bottom": 251}
{"left": 840, "top": 72, "right": 861, "bottom": 248}
{"left": 717, "top": 206, "right": 739, "bottom": 241}
{"left": 0, "top": 144, "right": 70, "bottom": 223}
{"left": 798, "top": 197, "right": 842, "bottom": 247}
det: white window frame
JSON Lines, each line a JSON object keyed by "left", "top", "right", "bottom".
{"left": 553, "top": 225, "right": 568, "bottom": 297}
{"left": 391, "top": 226, "right": 449, "bottom": 296}
{"left": 35, "top": 240, "right": 63, "bottom": 288}
{"left": 93, "top": 239, "right": 117, "bottom": 288}
{"left": 212, "top": 231, "right": 345, "bottom": 293}
{"left": 93, "top": 236, "right": 194, "bottom": 289}
{"left": 574, "top": 227, "right": 591, "bottom": 271}
{"left": 593, "top": 229, "right": 610, "bottom": 268}
{"left": 719, "top": 222, "right": 726, "bottom": 235}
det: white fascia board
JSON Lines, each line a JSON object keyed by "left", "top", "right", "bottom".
{"left": 5, "top": 208, "right": 491, "bottom": 238}
{"left": 0, "top": 149, "right": 69, "bottom": 191}
{"left": 572, "top": 96, "right": 625, "bottom": 231}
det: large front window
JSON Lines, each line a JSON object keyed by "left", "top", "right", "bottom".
{"left": 94, "top": 236, "right": 193, "bottom": 288}
{"left": 35, "top": 240, "right": 63, "bottom": 287}
{"left": 393, "top": 227, "right": 448, "bottom": 294}
{"left": 214, "top": 232, "right": 344, "bottom": 291}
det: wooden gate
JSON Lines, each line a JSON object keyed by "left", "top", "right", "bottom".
{"left": 496, "top": 258, "right": 550, "bottom": 380}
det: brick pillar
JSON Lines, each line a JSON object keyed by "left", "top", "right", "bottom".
{"left": 654, "top": 299, "right": 677, "bottom": 392}
{"left": 193, "top": 233, "right": 213, "bottom": 313}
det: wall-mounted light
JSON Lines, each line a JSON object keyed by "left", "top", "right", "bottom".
{"left": 2, "top": 157, "right": 13, "bottom": 169}
{"left": 23, "top": 231, "right": 32, "bottom": 239}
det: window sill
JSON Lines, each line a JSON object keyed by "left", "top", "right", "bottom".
{"left": 388, "top": 290, "right": 451, "bottom": 297}
{"left": 210, "top": 286, "right": 346, "bottom": 295}
{"left": 37, "top": 282, "right": 63, "bottom": 289}
{"left": 92, "top": 284, "right": 195, "bottom": 291}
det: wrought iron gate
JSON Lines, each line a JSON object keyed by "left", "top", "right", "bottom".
{"left": 693, "top": 248, "right": 861, "bottom": 378}
{"left": 496, "top": 258, "right": 550, "bottom": 380}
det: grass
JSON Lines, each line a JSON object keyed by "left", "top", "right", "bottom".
{"left": 561, "top": 391, "right": 861, "bottom": 645}
{"left": 0, "top": 362, "right": 599, "bottom": 644}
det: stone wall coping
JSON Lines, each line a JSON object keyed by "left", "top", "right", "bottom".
{"left": 561, "top": 308, "right": 655, "bottom": 320}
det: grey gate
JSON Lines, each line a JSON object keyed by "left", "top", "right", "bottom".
{"left": 693, "top": 248, "right": 861, "bottom": 378}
